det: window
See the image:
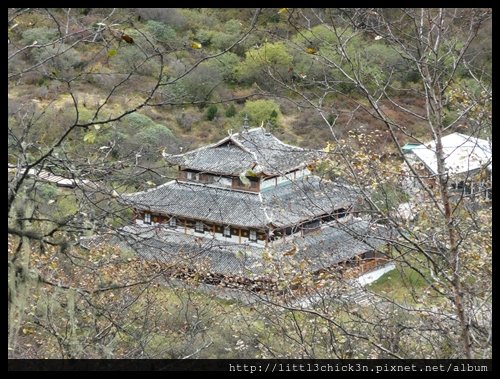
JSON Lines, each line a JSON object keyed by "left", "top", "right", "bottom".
{"left": 223, "top": 225, "right": 231, "bottom": 237}
{"left": 249, "top": 230, "right": 257, "bottom": 242}
{"left": 363, "top": 251, "right": 375, "bottom": 259}
{"left": 303, "top": 220, "right": 320, "bottom": 234}
{"left": 144, "top": 213, "right": 151, "bottom": 224}
{"left": 169, "top": 217, "right": 177, "bottom": 228}
{"left": 336, "top": 208, "right": 347, "bottom": 219}
{"left": 186, "top": 172, "right": 199, "bottom": 181}
{"left": 195, "top": 221, "right": 204, "bottom": 233}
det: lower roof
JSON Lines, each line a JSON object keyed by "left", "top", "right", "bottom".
{"left": 80, "top": 219, "right": 390, "bottom": 278}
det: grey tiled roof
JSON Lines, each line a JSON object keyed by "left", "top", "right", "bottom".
{"left": 122, "top": 180, "right": 267, "bottom": 228}
{"left": 168, "top": 145, "right": 256, "bottom": 176}
{"left": 123, "top": 176, "right": 359, "bottom": 228}
{"left": 82, "top": 225, "right": 266, "bottom": 277}
{"left": 167, "top": 127, "right": 324, "bottom": 176}
{"left": 79, "top": 220, "right": 389, "bottom": 277}
{"left": 277, "top": 219, "right": 390, "bottom": 272}
{"left": 262, "top": 176, "right": 358, "bottom": 227}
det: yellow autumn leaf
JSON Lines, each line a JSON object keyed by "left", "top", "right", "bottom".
{"left": 305, "top": 46, "right": 317, "bottom": 54}
{"left": 307, "top": 163, "right": 316, "bottom": 172}
{"left": 191, "top": 41, "right": 202, "bottom": 49}
{"left": 278, "top": 8, "right": 289, "bottom": 14}
{"left": 83, "top": 131, "right": 96, "bottom": 144}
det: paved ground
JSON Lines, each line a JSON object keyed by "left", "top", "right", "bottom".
{"left": 291, "top": 262, "right": 396, "bottom": 308}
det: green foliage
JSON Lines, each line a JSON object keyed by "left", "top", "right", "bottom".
{"left": 136, "top": 123, "right": 174, "bottom": 145}
{"left": 225, "top": 104, "right": 237, "bottom": 118}
{"left": 358, "top": 42, "right": 404, "bottom": 89}
{"left": 370, "top": 183, "right": 409, "bottom": 213}
{"left": 55, "top": 193, "right": 79, "bottom": 219}
{"left": 205, "top": 52, "right": 240, "bottom": 82}
{"left": 114, "top": 112, "right": 177, "bottom": 155}
{"left": 173, "top": 62, "right": 223, "bottom": 103}
{"left": 241, "top": 99, "right": 282, "bottom": 126}
{"left": 137, "top": 8, "right": 186, "bottom": 29}
{"left": 235, "top": 42, "right": 293, "bottom": 85}
{"left": 194, "top": 29, "right": 214, "bottom": 46}
{"left": 210, "top": 21, "right": 242, "bottom": 51}
{"left": 109, "top": 33, "right": 160, "bottom": 76}
{"left": 122, "top": 112, "right": 155, "bottom": 130}
{"left": 32, "top": 44, "right": 82, "bottom": 75}
{"left": 206, "top": 105, "right": 218, "bottom": 121}
{"left": 369, "top": 265, "right": 428, "bottom": 302}
{"left": 180, "top": 8, "right": 218, "bottom": 31}
{"left": 224, "top": 19, "right": 242, "bottom": 35}
{"left": 145, "top": 20, "right": 177, "bottom": 45}
{"left": 21, "top": 27, "right": 58, "bottom": 45}
{"left": 291, "top": 24, "right": 341, "bottom": 48}
{"left": 36, "top": 183, "right": 59, "bottom": 201}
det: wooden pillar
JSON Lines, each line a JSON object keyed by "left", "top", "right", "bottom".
{"left": 355, "top": 255, "right": 362, "bottom": 273}
{"left": 184, "top": 219, "right": 187, "bottom": 234}
{"left": 238, "top": 228, "right": 242, "bottom": 244}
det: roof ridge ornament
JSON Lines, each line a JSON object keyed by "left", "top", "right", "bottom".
{"left": 265, "top": 120, "right": 273, "bottom": 135}
{"left": 243, "top": 114, "right": 249, "bottom": 133}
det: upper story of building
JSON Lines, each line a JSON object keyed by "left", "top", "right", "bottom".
{"left": 165, "top": 126, "right": 324, "bottom": 193}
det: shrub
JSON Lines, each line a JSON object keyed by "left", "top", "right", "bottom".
{"left": 145, "top": 20, "right": 177, "bottom": 45}
{"left": 123, "top": 112, "right": 154, "bottom": 130}
{"left": 225, "top": 104, "right": 236, "bottom": 118}
{"left": 206, "top": 105, "right": 218, "bottom": 121}
{"left": 136, "top": 8, "right": 186, "bottom": 30}
{"left": 235, "top": 42, "right": 292, "bottom": 86}
{"left": 136, "top": 123, "right": 174, "bottom": 144}
{"left": 211, "top": 21, "right": 243, "bottom": 51}
{"left": 31, "top": 44, "right": 81, "bottom": 77}
{"left": 110, "top": 44, "right": 160, "bottom": 76}
{"left": 22, "top": 27, "right": 58, "bottom": 45}
{"left": 241, "top": 99, "right": 282, "bottom": 126}
{"left": 205, "top": 52, "right": 240, "bottom": 82}
{"left": 177, "top": 63, "right": 223, "bottom": 103}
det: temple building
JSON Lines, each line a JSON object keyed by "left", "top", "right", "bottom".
{"left": 86, "top": 125, "right": 391, "bottom": 290}
{"left": 404, "top": 132, "right": 492, "bottom": 199}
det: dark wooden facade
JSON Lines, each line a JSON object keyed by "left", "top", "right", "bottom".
{"left": 177, "top": 169, "right": 261, "bottom": 192}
